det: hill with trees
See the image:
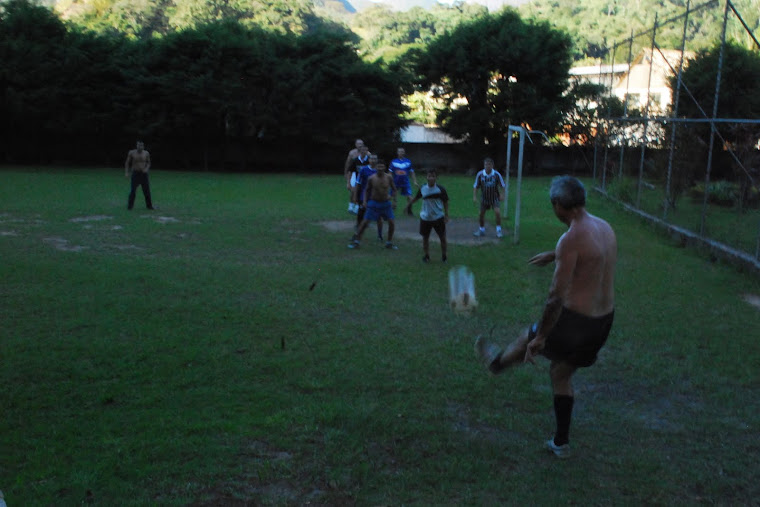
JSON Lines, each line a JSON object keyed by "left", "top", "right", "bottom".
{"left": 42, "top": 0, "right": 758, "bottom": 63}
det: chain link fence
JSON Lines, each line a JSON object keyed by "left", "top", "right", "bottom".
{"left": 589, "top": 0, "right": 760, "bottom": 272}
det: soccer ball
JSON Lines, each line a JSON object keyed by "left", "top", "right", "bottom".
{"left": 449, "top": 265, "right": 478, "bottom": 315}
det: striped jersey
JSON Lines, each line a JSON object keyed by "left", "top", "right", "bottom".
{"left": 473, "top": 169, "right": 505, "bottom": 204}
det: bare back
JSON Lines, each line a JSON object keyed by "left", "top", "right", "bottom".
{"left": 555, "top": 212, "right": 616, "bottom": 316}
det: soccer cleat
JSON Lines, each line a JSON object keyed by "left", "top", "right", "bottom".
{"left": 385, "top": 242, "right": 398, "bottom": 250}
{"left": 473, "top": 229, "right": 485, "bottom": 237}
{"left": 545, "top": 439, "right": 572, "bottom": 459}
{"left": 442, "top": 255, "right": 447, "bottom": 263}
{"left": 496, "top": 230, "right": 503, "bottom": 238}
{"left": 422, "top": 254, "right": 430, "bottom": 263}
{"left": 347, "top": 240, "right": 360, "bottom": 249}
{"left": 474, "top": 335, "right": 502, "bottom": 373}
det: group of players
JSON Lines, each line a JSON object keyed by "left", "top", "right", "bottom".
{"left": 342, "top": 138, "right": 619, "bottom": 459}
{"left": 342, "top": 138, "right": 510, "bottom": 261}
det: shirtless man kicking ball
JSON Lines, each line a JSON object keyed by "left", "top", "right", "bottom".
{"left": 475, "top": 175, "right": 617, "bottom": 458}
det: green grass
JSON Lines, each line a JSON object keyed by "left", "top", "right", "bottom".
{"left": 1, "top": 167, "right": 759, "bottom": 505}
{"left": 605, "top": 176, "right": 760, "bottom": 255}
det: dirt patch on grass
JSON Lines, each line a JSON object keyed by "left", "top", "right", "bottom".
{"left": 43, "top": 237, "right": 88, "bottom": 252}
{"left": 147, "top": 215, "right": 180, "bottom": 224}
{"left": 320, "top": 217, "right": 507, "bottom": 246}
{"left": 69, "top": 215, "right": 112, "bottom": 223}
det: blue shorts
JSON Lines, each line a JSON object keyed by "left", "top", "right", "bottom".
{"left": 364, "top": 200, "right": 395, "bottom": 221}
{"left": 396, "top": 184, "right": 412, "bottom": 197}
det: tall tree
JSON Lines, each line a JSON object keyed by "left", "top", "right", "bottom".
{"left": 414, "top": 8, "right": 573, "bottom": 159}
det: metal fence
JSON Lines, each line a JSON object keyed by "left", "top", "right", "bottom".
{"left": 590, "top": 0, "right": 760, "bottom": 271}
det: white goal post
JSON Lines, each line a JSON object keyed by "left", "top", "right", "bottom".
{"left": 505, "top": 125, "right": 550, "bottom": 244}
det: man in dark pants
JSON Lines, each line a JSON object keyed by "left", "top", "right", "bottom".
{"left": 125, "top": 141, "right": 154, "bottom": 210}
{"left": 475, "top": 176, "right": 617, "bottom": 458}
{"left": 405, "top": 169, "right": 449, "bottom": 263}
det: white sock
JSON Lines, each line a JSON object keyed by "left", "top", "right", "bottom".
{"left": 480, "top": 227, "right": 485, "bottom": 232}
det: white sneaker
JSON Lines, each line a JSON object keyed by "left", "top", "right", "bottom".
{"left": 474, "top": 335, "right": 502, "bottom": 373}
{"left": 545, "top": 439, "right": 571, "bottom": 458}
{"left": 496, "top": 230, "right": 503, "bottom": 238}
{"left": 473, "top": 229, "right": 485, "bottom": 237}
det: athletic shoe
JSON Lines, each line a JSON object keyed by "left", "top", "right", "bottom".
{"left": 474, "top": 335, "right": 502, "bottom": 373}
{"left": 348, "top": 203, "right": 358, "bottom": 215}
{"left": 347, "top": 240, "right": 360, "bottom": 249}
{"left": 442, "top": 255, "right": 447, "bottom": 263}
{"left": 496, "top": 230, "right": 503, "bottom": 238}
{"left": 385, "top": 242, "right": 398, "bottom": 250}
{"left": 545, "top": 439, "right": 571, "bottom": 459}
{"left": 422, "top": 255, "right": 430, "bottom": 263}
{"left": 473, "top": 229, "right": 485, "bottom": 237}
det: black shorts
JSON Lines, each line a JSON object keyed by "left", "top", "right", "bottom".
{"left": 529, "top": 307, "right": 614, "bottom": 367}
{"left": 420, "top": 218, "right": 446, "bottom": 238}
{"left": 480, "top": 199, "right": 500, "bottom": 211}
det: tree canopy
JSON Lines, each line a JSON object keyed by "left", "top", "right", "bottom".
{"left": 413, "top": 9, "right": 573, "bottom": 157}
{"left": 0, "top": 0, "right": 406, "bottom": 168}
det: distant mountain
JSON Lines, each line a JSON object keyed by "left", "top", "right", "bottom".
{"left": 348, "top": 0, "right": 528, "bottom": 12}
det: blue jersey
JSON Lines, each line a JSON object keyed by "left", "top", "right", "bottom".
{"left": 357, "top": 166, "right": 377, "bottom": 201}
{"left": 389, "top": 157, "right": 414, "bottom": 187}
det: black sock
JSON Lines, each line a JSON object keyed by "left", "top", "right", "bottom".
{"left": 553, "top": 395, "right": 574, "bottom": 446}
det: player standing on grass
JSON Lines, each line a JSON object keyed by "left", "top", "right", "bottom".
{"left": 125, "top": 141, "right": 154, "bottom": 210}
{"left": 474, "top": 176, "right": 617, "bottom": 458}
{"left": 405, "top": 169, "right": 449, "bottom": 263}
{"left": 354, "top": 153, "right": 384, "bottom": 241}
{"left": 349, "top": 161, "right": 398, "bottom": 250}
{"left": 344, "top": 138, "right": 364, "bottom": 214}
{"left": 389, "top": 147, "right": 419, "bottom": 215}
{"left": 472, "top": 157, "right": 505, "bottom": 238}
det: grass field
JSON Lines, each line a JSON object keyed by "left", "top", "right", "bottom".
{"left": 1, "top": 167, "right": 759, "bottom": 505}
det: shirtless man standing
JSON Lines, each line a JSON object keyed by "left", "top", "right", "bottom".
{"left": 475, "top": 175, "right": 617, "bottom": 458}
{"left": 348, "top": 161, "right": 398, "bottom": 250}
{"left": 125, "top": 141, "right": 154, "bottom": 210}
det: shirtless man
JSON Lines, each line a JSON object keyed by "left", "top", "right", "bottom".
{"left": 475, "top": 175, "right": 617, "bottom": 458}
{"left": 348, "top": 161, "right": 398, "bottom": 250}
{"left": 344, "top": 139, "right": 364, "bottom": 214}
{"left": 125, "top": 141, "right": 154, "bottom": 210}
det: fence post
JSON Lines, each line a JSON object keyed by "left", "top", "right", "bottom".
{"left": 699, "top": 0, "right": 729, "bottom": 236}
{"left": 664, "top": 0, "right": 691, "bottom": 221}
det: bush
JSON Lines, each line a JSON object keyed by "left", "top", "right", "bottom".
{"left": 689, "top": 180, "right": 740, "bottom": 207}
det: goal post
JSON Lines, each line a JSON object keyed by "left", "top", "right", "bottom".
{"left": 505, "top": 125, "right": 550, "bottom": 244}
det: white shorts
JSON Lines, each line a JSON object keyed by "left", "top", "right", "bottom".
{"left": 350, "top": 173, "right": 357, "bottom": 187}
